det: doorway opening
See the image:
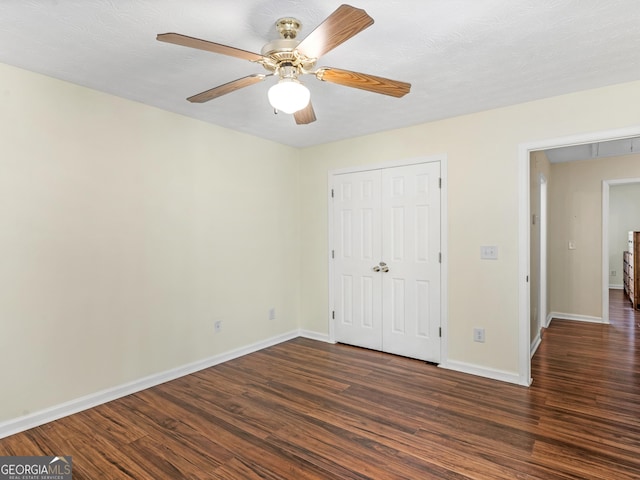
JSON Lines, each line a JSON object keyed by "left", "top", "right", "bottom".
{"left": 519, "top": 126, "right": 640, "bottom": 386}
{"left": 604, "top": 178, "right": 640, "bottom": 313}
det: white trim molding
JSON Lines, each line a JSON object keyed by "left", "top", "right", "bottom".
{"left": 439, "top": 360, "right": 523, "bottom": 386}
{"left": 545, "top": 313, "right": 554, "bottom": 328}
{"left": 299, "top": 330, "right": 332, "bottom": 343}
{"left": 548, "top": 312, "right": 605, "bottom": 324}
{"left": 538, "top": 175, "right": 548, "bottom": 348}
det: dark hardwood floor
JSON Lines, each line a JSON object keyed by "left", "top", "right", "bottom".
{"left": 1, "top": 290, "right": 639, "bottom": 479}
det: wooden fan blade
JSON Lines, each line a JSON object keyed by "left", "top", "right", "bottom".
{"left": 296, "top": 4, "right": 374, "bottom": 59}
{"left": 294, "top": 101, "right": 317, "bottom": 125}
{"left": 316, "top": 68, "right": 411, "bottom": 98}
{"left": 157, "top": 33, "right": 263, "bottom": 62}
{"left": 187, "top": 74, "right": 267, "bottom": 103}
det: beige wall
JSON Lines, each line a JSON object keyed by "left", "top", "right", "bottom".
{"left": 0, "top": 63, "right": 301, "bottom": 423}
{"left": 609, "top": 182, "right": 640, "bottom": 286}
{"left": 4, "top": 59, "right": 640, "bottom": 425}
{"left": 548, "top": 154, "right": 640, "bottom": 319}
{"left": 301, "top": 81, "right": 640, "bottom": 377}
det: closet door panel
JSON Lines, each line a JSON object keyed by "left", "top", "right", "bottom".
{"left": 333, "top": 170, "right": 383, "bottom": 350}
{"left": 381, "top": 163, "right": 441, "bottom": 362}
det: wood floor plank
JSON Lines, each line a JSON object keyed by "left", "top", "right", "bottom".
{"left": 1, "top": 289, "right": 640, "bottom": 478}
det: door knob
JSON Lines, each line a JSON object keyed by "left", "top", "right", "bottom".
{"left": 379, "top": 262, "right": 389, "bottom": 272}
{"left": 373, "top": 265, "right": 381, "bottom": 272}
{"left": 381, "top": 265, "right": 389, "bottom": 272}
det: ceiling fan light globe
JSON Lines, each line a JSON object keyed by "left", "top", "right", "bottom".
{"left": 267, "top": 79, "right": 310, "bottom": 114}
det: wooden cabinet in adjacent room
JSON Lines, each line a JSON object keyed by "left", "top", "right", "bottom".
{"left": 623, "top": 231, "right": 640, "bottom": 309}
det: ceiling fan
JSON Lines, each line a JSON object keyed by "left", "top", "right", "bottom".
{"left": 157, "top": 4, "right": 411, "bottom": 125}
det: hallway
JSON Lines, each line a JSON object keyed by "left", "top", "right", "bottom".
{"left": 530, "top": 288, "right": 640, "bottom": 477}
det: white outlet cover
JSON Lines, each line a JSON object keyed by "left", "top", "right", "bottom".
{"left": 473, "top": 328, "right": 485, "bottom": 342}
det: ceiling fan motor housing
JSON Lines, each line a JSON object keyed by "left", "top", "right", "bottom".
{"left": 260, "top": 17, "right": 317, "bottom": 76}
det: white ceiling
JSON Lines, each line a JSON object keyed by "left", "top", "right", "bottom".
{"left": 545, "top": 137, "right": 640, "bottom": 163}
{"left": 1, "top": 1, "right": 640, "bottom": 148}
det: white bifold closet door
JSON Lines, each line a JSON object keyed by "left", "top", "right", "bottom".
{"left": 333, "top": 162, "right": 441, "bottom": 363}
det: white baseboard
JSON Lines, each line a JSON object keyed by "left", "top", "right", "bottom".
{"left": 438, "top": 360, "right": 527, "bottom": 386}
{"left": 0, "top": 329, "right": 300, "bottom": 440}
{"left": 299, "top": 330, "right": 332, "bottom": 343}
{"left": 548, "top": 312, "right": 605, "bottom": 324}
{"left": 545, "top": 313, "right": 553, "bottom": 328}
{"left": 609, "top": 284, "right": 624, "bottom": 290}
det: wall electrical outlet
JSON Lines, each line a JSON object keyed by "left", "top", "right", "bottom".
{"left": 268, "top": 308, "right": 276, "bottom": 321}
{"left": 214, "top": 320, "right": 222, "bottom": 333}
{"left": 473, "top": 328, "right": 485, "bottom": 343}
{"left": 611, "top": 270, "right": 616, "bottom": 277}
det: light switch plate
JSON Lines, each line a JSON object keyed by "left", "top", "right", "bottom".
{"left": 480, "top": 246, "right": 498, "bottom": 259}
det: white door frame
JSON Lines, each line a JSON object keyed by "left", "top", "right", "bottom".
{"left": 603, "top": 177, "right": 640, "bottom": 309}
{"left": 518, "top": 125, "right": 640, "bottom": 386}
{"left": 328, "top": 154, "right": 448, "bottom": 363}
{"left": 538, "top": 174, "right": 548, "bottom": 335}
{"left": 530, "top": 173, "right": 547, "bottom": 358}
